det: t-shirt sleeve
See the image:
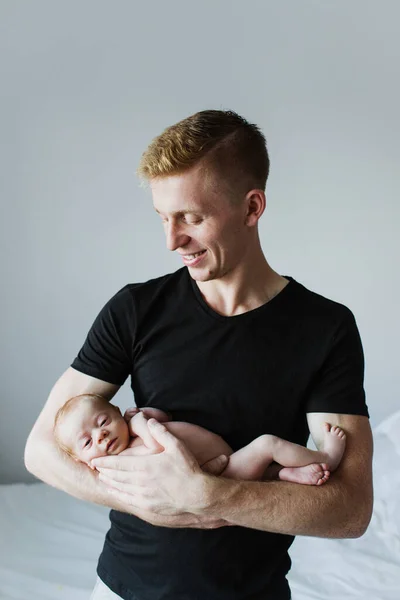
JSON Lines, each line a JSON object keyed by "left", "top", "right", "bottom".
{"left": 305, "top": 308, "right": 369, "bottom": 417}
{"left": 71, "top": 285, "right": 135, "bottom": 386}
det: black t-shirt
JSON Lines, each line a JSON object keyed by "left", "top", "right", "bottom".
{"left": 71, "top": 268, "right": 369, "bottom": 600}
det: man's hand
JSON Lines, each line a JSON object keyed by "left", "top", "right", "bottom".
{"left": 91, "top": 418, "right": 231, "bottom": 529}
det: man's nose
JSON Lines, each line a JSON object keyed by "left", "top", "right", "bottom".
{"left": 166, "top": 222, "right": 190, "bottom": 251}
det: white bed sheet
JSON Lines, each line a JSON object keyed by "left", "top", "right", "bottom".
{"left": 0, "top": 483, "right": 107, "bottom": 600}
{"left": 1, "top": 412, "right": 399, "bottom": 600}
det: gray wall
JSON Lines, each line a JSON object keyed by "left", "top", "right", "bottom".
{"left": 1, "top": 0, "right": 399, "bottom": 483}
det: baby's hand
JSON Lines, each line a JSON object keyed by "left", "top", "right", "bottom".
{"left": 201, "top": 455, "right": 230, "bottom": 476}
{"left": 129, "top": 411, "right": 164, "bottom": 451}
{"left": 124, "top": 406, "right": 172, "bottom": 423}
{"left": 124, "top": 407, "right": 140, "bottom": 422}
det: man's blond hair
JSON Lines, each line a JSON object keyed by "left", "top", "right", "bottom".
{"left": 136, "top": 109, "right": 270, "bottom": 202}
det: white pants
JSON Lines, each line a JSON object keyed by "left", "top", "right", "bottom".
{"left": 90, "top": 577, "right": 122, "bottom": 599}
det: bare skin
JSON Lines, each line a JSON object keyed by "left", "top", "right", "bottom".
{"left": 55, "top": 396, "right": 346, "bottom": 488}
{"left": 123, "top": 410, "right": 346, "bottom": 486}
{"left": 276, "top": 424, "right": 346, "bottom": 485}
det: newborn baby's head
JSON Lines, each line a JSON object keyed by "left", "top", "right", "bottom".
{"left": 54, "top": 393, "right": 130, "bottom": 465}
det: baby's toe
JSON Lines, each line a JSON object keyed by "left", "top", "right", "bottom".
{"left": 317, "top": 473, "right": 329, "bottom": 486}
{"left": 331, "top": 425, "right": 344, "bottom": 437}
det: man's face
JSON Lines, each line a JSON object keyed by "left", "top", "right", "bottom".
{"left": 57, "top": 398, "right": 130, "bottom": 464}
{"left": 151, "top": 166, "right": 250, "bottom": 283}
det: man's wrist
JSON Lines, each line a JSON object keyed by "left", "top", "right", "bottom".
{"left": 190, "top": 473, "right": 241, "bottom": 518}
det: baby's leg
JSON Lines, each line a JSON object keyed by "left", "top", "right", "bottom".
{"left": 220, "top": 437, "right": 275, "bottom": 481}
{"left": 278, "top": 423, "right": 346, "bottom": 485}
{"left": 222, "top": 426, "right": 345, "bottom": 485}
{"left": 221, "top": 436, "right": 329, "bottom": 484}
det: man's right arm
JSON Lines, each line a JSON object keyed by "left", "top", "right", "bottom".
{"left": 24, "top": 367, "right": 230, "bottom": 529}
{"left": 24, "top": 366, "right": 132, "bottom": 512}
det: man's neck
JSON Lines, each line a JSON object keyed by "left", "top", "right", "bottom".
{"left": 195, "top": 257, "right": 289, "bottom": 317}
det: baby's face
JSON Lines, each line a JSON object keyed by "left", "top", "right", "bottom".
{"left": 57, "top": 397, "right": 130, "bottom": 464}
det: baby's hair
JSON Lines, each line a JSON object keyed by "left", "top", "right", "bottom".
{"left": 53, "top": 393, "right": 110, "bottom": 458}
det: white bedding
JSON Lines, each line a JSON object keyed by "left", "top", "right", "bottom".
{"left": 289, "top": 410, "right": 400, "bottom": 600}
{"left": 1, "top": 412, "right": 399, "bottom": 600}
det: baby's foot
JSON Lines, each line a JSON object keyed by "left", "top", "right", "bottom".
{"left": 279, "top": 464, "right": 330, "bottom": 486}
{"left": 321, "top": 423, "right": 346, "bottom": 471}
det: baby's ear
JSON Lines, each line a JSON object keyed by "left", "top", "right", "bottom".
{"left": 72, "top": 456, "right": 93, "bottom": 469}
{"left": 80, "top": 458, "right": 96, "bottom": 470}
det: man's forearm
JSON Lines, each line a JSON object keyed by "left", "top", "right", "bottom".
{"left": 200, "top": 471, "right": 372, "bottom": 538}
{"left": 24, "top": 436, "right": 130, "bottom": 513}
{"left": 25, "top": 435, "right": 229, "bottom": 530}
{"left": 197, "top": 415, "right": 374, "bottom": 538}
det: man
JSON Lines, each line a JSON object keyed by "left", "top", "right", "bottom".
{"left": 25, "top": 109, "right": 373, "bottom": 600}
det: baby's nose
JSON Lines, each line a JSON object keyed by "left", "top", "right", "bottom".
{"left": 97, "top": 429, "right": 109, "bottom": 444}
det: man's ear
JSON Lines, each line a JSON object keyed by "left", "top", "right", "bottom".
{"left": 244, "top": 190, "right": 266, "bottom": 226}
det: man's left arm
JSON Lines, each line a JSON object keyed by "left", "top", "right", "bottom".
{"left": 202, "top": 308, "right": 373, "bottom": 539}
{"left": 199, "top": 412, "right": 373, "bottom": 538}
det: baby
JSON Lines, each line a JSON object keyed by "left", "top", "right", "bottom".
{"left": 53, "top": 394, "right": 346, "bottom": 485}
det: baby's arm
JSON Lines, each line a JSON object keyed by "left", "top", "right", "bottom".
{"left": 124, "top": 410, "right": 233, "bottom": 462}
{"left": 127, "top": 410, "right": 170, "bottom": 451}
